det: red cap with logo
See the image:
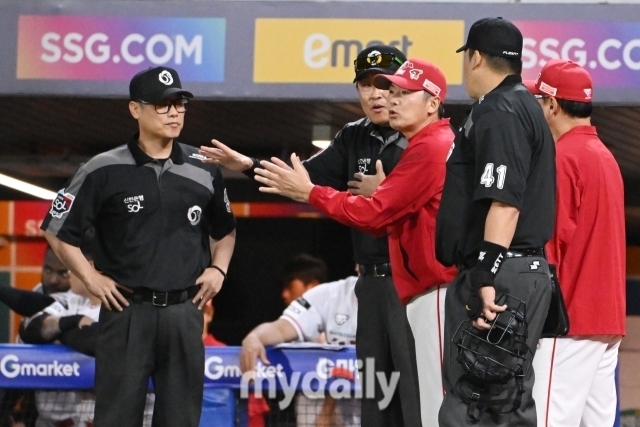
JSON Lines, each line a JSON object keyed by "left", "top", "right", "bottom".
{"left": 525, "top": 59, "right": 593, "bottom": 102}
{"left": 373, "top": 58, "right": 447, "bottom": 102}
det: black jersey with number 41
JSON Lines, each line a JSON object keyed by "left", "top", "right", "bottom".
{"left": 435, "top": 75, "right": 555, "bottom": 269}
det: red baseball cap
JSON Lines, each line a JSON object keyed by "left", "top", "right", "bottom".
{"left": 524, "top": 59, "right": 593, "bottom": 102}
{"left": 373, "top": 58, "right": 447, "bottom": 102}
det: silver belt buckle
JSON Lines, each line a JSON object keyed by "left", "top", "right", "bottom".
{"left": 152, "top": 291, "right": 169, "bottom": 307}
{"left": 373, "top": 264, "right": 386, "bottom": 277}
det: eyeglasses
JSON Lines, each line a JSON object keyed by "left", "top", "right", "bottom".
{"left": 138, "top": 99, "right": 188, "bottom": 114}
{"left": 354, "top": 53, "right": 405, "bottom": 72}
{"left": 43, "top": 266, "right": 71, "bottom": 279}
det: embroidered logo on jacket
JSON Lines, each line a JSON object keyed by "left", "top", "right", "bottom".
{"left": 50, "top": 189, "right": 75, "bottom": 219}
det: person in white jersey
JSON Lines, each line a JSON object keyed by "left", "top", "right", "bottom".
{"left": 241, "top": 275, "right": 359, "bottom": 427}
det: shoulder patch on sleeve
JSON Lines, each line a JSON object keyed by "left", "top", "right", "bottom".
{"left": 49, "top": 189, "right": 75, "bottom": 219}
{"left": 295, "top": 297, "right": 311, "bottom": 310}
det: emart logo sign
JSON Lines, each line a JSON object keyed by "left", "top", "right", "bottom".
{"left": 253, "top": 19, "right": 464, "bottom": 84}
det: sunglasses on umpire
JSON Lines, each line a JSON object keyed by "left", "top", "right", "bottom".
{"left": 354, "top": 53, "right": 405, "bottom": 72}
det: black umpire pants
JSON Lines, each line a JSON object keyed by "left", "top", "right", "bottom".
{"left": 439, "top": 256, "right": 552, "bottom": 427}
{"left": 94, "top": 297, "right": 204, "bottom": 427}
{"left": 354, "top": 274, "right": 423, "bottom": 427}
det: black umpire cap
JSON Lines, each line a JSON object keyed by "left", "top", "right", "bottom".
{"left": 353, "top": 45, "right": 407, "bottom": 83}
{"left": 456, "top": 17, "right": 523, "bottom": 59}
{"left": 129, "top": 66, "right": 194, "bottom": 103}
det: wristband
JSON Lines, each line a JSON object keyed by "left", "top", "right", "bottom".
{"left": 470, "top": 241, "right": 508, "bottom": 289}
{"left": 466, "top": 241, "right": 507, "bottom": 321}
{"left": 209, "top": 265, "right": 227, "bottom": 280}
{"left": 59, "top": 315, "right": 85, "bottom": 333}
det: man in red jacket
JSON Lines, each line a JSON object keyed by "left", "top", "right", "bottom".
{"left": 254, "top": 58, "right": 457, "bottom": 426}
{"left": 526, "top": 60, "right": 626, "bottom": 427}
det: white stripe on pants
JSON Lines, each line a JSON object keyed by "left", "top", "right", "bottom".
{"left": 532, "top": 335, "right": 621, "bottom": 427}
{"left": 406, "top": 285, "right": 447, "bottom": 427}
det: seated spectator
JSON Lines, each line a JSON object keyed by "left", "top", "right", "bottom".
{"left": 0, "top": 245, "right": 71, "bottom": 427}
{"left": 36, "top": 246, "right": 72, "bottom": 296}
{"left": 280, "top": 254, "right": 327, "bottom": 306}
{"left": 241, "top": 274, "right": 359, "bottom": 427}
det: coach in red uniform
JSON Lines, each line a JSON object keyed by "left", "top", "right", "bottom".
{"left": 526, "top": 59, "right": 626, "bottom": 427}
{"left": 254, "top": 59, "right": 457, "bottom": 425}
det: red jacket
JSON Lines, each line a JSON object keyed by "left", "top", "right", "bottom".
{"left": 545, "top": 126, "right": 626, "bottom": 336}
{"left": 309, "top": 119, "right": 457, "bottom": 303}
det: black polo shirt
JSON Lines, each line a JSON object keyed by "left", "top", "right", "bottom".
{"left": 41, "top": 134, "right": 237, "bottom": 292}
{"left": 245, "top": 117, "right": 406, "bottom": 265}
{"left": 435, "top": 75, "right": 555, "bottom": 268}
{"left": 304, "top": 118, "right": 406, "bottom": 265}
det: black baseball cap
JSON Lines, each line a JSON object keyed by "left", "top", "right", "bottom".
{"left": 456, "top": 17, "right": 523, "bottom": 59}
{"left": 353, "top": 45, "right": 407, "bottom": 83}
{"left": 129, "top": 66, "right": 193, "bottom": 103}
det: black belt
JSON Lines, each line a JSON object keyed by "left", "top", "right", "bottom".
{"left": 505, "top": 247, "right": 545, "bottom": 258}
{"left": 358, "top": 262, "right": 392, "bottom": 277}
{"left": 457, "top": 247, "right": 545, "bottom": 270}
{"left": 121, "top": 286, "right": 199, "bottom": 307}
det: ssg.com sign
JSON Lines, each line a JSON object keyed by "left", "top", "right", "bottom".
{"left": 16, "top": 16, "right": 226, "bottom": 81}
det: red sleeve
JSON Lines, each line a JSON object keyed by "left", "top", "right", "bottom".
{"left": 309, "top": 143, "right": 446, "bottom": 234}
{"left": 546, "top": 151, "right": 581, "bottom": 268}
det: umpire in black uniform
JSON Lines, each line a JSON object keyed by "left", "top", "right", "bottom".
{"left": 41, "top": 66, "right": 237, "bottom": 427}
{"left": 199, "top": 45, "right": 422, "bottom": 427}
{"left": 436, "top": 18, "right": 554, "bottom": 426}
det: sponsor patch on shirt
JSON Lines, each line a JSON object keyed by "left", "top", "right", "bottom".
{"left": 49, "top": 189, "right": 75, "bottom": 219}
{"left": 189, "top": 153, "right": 209, "bottom": 161}
{"left": 295, "top": 297, "right": 311, "bottom": 310}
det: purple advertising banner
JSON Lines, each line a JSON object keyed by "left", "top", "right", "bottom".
{"left": 517, "top": 21, "right": 640, "bottom": 90}
{"left": 0, "top": 1, "right": 639, "bottom": 103}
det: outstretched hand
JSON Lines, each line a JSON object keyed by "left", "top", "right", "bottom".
{"left": 199, "top": 139, "right": 254, "bottom": 172}
{"left": 254, "top": 154, "right": 314, "bottom": 203}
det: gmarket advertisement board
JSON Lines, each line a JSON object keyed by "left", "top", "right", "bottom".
{"left": 0, "top": 1, "right": 639, "bottom": 103}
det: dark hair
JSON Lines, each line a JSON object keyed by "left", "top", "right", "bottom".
{"left": 280, "top": 254, "right": 328, "bottom": 287}
{"left": 469, "top": 49, "right": 522, "bottom": 75}
{"left": 556, "top": 99, "right": 592, "bottom": 119}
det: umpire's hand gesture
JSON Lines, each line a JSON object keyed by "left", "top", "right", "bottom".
{"left": 193, "top": 267, "right": 224, "bottom": 310}
{"left": 84, "top": 272, "right": 130, "bottom": 312}
{"left": 199, "top": 139, "right": 254, "bottom": 172}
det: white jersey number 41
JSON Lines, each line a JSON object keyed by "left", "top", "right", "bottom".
{"left": 480, "top": 163, "right": 507, "bottom": 189}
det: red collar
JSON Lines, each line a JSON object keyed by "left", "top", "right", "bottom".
{"left": 558, "top": 125, "right": 598, "bottom": 143}
{"left": 408, "top": 118, "right": 451, "bottom": 143}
